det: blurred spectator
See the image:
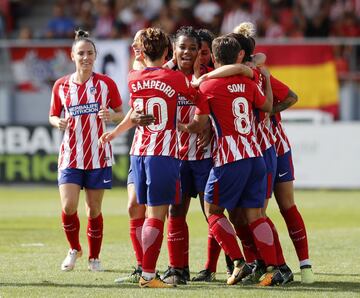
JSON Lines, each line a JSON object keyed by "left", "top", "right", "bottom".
{"left": 305, "top": 1, "right": 331, "bottom": 37}
{"left": 137, "top": 0, "right": 164, "bottom": 20}
{"left": 264, "top": 15, "right": 285, "bottom": 38}
{"left": 18, "top": 26, "right": 33, "bottom": 40}
{"left": 0, "top": 10, "right": 5, "bottom": 38}
{"left": 193, "top": 0, "right": 221, "bottom": 27}
{"left": 45, "top": 3, "right": 75, "bottom": 39}
{"left": 220, "top": 1, "right": 255, "bottom": 34}
{"left": 93, "top": 0, "right": 114, "bottom": 39}
{"left": 73, "top": 1, "right": 95, "bottom": 32}
{"left": 151, "top": 7, "right": 176, "bottom": 34}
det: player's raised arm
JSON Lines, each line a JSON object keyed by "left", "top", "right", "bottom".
{"left": 272, "top": 87, "right": 298, "bottom": 115}
{"left": 192, "top": 63, "right": 253, "bottom": 88}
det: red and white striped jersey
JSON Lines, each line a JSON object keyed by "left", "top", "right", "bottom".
{"left": 252, "top": 69, "right": 276, "bottom": 152}
{"left": 128, "top": 68, "right": 196, "bottom": 157}
{"left": 269, "top": 75, "right": 292, "bottom": 156}
{"left": 177, "top": 74, "right": 212, "bottom": 161}
{"left": 196, "top": 75, "right": 265, "bottom": 167}
{"left": 49, "top": 72, "right": 122, "bottom": 170}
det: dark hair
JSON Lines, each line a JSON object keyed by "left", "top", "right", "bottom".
{"left": 166, "top": 34, "right": 173, "bottom": 61}
{"left": 139, "top": 27, "right": 169, "bottom": 61}
{"left": 212, "top": 36, "right": 241, "bottom": 65}
{"left": 226, "top": 33, "right": 252, "bottom": 62}
{"left": 72, "top": 29, "right": 97, "bottom": 55}
{"left": 196, "top": 29, "right": 215, "bottom": 52}
{"left": 175, "top": 26, "right": 201, "bottom": 48}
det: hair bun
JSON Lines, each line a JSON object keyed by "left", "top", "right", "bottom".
{"left": 75, "top": 29, "right": 90, "bottom": 40}
{"left": 233, "top": 22, "right": 256, "bottom": 38}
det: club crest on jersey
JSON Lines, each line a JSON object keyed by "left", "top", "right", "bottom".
{"left": 90, "top": 86, "right": 97, "bottom": 95}
{"left": 68, "top": 102, "right": 100, "bottom": 116}
{"left": 69, "top": 85, "right": 78, "bottom": 94}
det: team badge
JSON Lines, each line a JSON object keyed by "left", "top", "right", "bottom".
{"left": 69, "top": 85, "right": 78, "bottom": 94}
{"left": 90, "top": 86, "right": 97, "bottom": 95}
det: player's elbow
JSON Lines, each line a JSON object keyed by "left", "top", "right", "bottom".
{"left": 288, "top": 90, "right": 298, "bottom": 106}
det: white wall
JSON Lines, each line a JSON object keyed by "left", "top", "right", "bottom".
{"left": 285, "top": 123, "right": 360, "bottom": 188}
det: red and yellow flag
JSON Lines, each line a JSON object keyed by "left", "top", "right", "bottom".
{"left": 255, "top": 45, "right": 339, "bottom": 117}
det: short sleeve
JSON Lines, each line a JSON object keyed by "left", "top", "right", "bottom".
{"left": 106, "top": 77, "right": 122, "bottom": 109}
{"left": 195, "top": 88, "right": 210, "bottom": 115}
{"left": 270, "top": 75, "right": 290, "bottom": 102}
{"left": 49, "top": 80, "right": 63, "bottom": 117}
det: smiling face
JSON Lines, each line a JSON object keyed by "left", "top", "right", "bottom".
{"left": 175, "top": 35, "right": 199, "bottom": 74}
{"left": 71, "top": 40, "right": 96, "bottom": 72}
{"left": 199, "top": 41, "right": 212, "bottom": 66}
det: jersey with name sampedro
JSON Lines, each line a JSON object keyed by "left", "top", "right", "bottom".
{"left": 252, "top": 68, "right": 276, "bottom": 152}
{"left": 177, "top": 73, "right": 212, "bottom": 161}
{"left": 50, "top": 72, "right": 122, "bottom": 170}
{"left": 128, "top": 68, "right": 196, "bottom": 157}
{"left": 196, "top": 75, "right": 265, "bottom": 167}
{"left": 269, "top": 75, "right": 291, "bottom": 156}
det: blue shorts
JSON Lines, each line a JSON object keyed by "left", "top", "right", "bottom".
{"left": 180, "top": 158, "right": 213, "bottom": 198}
{"left": 127, "top": 165, "right": 134, "bottom": 185}
{"left": 130, "top": 155, "right": 181, "bottom": 206}
{"left": 263, "top": 146, "right": 277, "bottom": 199}
{"left": 204, "top": 157, "right": 266, "bottom": 210}
{"left": 275, "top": 150, "right": 295, "bottom": 184}
{"left": 58, "top": 167, "right": 112, "bottom": 189}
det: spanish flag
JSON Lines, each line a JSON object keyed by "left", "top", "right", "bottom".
{"left": 255, "top": 45, "right": 339, "bottom": 117}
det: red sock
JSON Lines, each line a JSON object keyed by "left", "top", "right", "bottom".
{"left": 183, "top": 221, "right": 189, "bottom": 268}
{"left": 205, "top": 227, "right": 221, "bottom": 272}
{"left": 167, "top": 216, "right": 185, "bottom": 268}
{"left": 208, "top": 214, "right": 242, "bottom": 261}
{"left": 87, "top": 213, "right": 103, "bottom": 259}
{"left": 281, "top": 205, "right": 309, "bottom": 262}
{"left": 130, "top": 218, "right": 145, "bottom": 266}
{"left": 249, "top": 217, "right": 277, "bottom": 266}
{"left": 265, "top": 217, "right": 285, "bottom": 266}
{"left": 235, "top": 225, "right": 257, "bottom": 264}
{"left": 142, "top": 218, "right": 164, "bottom": 273}
{"left": 62, "top": 211, "right": 81, "bottom": 251}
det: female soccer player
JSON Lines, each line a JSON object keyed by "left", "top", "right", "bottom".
{"left": 99, "top": 27, "right": 196, "bottom": 288}
{"left": 49, "top": 29, "right": 124, "bottom": 272}
{"left": 235, "top": 22, "right": 315, "bottom": 284}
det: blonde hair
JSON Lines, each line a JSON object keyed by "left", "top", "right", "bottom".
{"left": 233, "top": 22, "right": 256, "bottom": 38}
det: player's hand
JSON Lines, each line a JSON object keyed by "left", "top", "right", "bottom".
{"left": 130, "top": 109, "right": 156, "bottom": 126}
{"left": 98, "top": 105, "right": 111, "bottom": 122}
{"left": 177, "top": 122, "right": 188, "bottom": 132}
{"left": 259, "top": 66, "right": 270, "bottom": 78}
{"left": 98, "top": 132, "right": 114, "bottom": 147}
{"left": 191, "top": 75, "right": 206, "bottom": 88}
{"left": 58, "top": 118, "right": 69, "bottom": 131}
{"left": 197, "top": 126, "right": 212, "bottom": 148}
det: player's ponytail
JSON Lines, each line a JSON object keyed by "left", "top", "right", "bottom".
{"left": 233, "top": 22, "right": 256, "bottom": 38}
{"left": 72, "top": 28, "right": 97, "bottom": 56}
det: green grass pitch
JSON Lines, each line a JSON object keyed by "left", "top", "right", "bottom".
{"left": 0, "top": 187, "right": 359, "bottom": 297}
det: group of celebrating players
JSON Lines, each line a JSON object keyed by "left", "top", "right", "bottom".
{"left": 49, "top": 21, "right": 315, "bottom": 289}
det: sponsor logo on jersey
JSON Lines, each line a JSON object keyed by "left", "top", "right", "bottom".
{"left": 68, "top": 102, "right": 100, "bottom": 116}
{"left": 177, "top": 95, "right": 194, "bottom": 106}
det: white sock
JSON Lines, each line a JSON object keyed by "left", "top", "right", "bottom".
{"left": 300, "top": 259, "right": 311, "bottom": 268}
{"left": 142, "top": 271, "right": 156, "bottom": 280}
